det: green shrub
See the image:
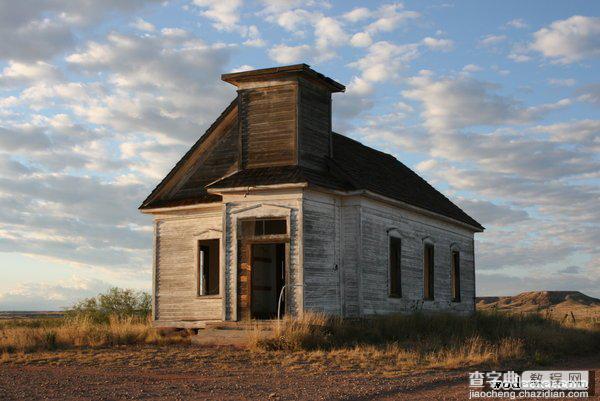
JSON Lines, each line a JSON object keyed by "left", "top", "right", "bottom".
{"left": 64, "top": 287, "right": 151, "bottom": 322}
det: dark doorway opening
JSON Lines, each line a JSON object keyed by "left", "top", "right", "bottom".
{"left": 251, "top": 243, "right": 285, "bottom": 319}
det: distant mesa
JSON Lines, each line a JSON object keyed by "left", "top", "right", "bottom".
{"left": 476, "top": 291, "right": 600, "bottom": 316}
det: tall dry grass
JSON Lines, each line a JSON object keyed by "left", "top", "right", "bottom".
{"left": 0, "top": 315, "right": 189, "bottom": 354}
{"left": 251, "top": 311, "right": 600, "bottom": 369}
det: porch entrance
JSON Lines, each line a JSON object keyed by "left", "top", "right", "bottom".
{"left": 237, "top": 217, "right": 289, "bottom": 321}
{"left": 251, "top": 243, "right": 285, "bottom": 319}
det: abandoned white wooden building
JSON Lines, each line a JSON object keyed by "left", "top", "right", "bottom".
{"left": 140, "top": 64, "right": 484, "bottom": 328}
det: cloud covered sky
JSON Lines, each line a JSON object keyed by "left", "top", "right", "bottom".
{"left": 0, "top": 0, "right": 598, "bottom": 310}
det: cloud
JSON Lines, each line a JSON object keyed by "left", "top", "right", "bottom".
{"left": 314, "top": 16, "right": 349, "bottom": 52}
{"left": 422, "top": 37, "right": 454, "bottom": 52}
{"left": 343, "top": 7, "right": 371, "bottom": 23}
{"left": 230, "top": 64, "right": 255, "bottom": 73}
{"left": 193, "top": 0, "right": 242, "bottom": 31}
{"left": 576, "top": 83, "right": 600, "bottom": 105}
{"left": 349, "top": 32, "right": 372, "bottom": 47}
{"left": 531, "top": 120, "right": 600, "bottom": 152}
{"left": 243, "top": 25, "right": 265, "bottom": 47}
{"left": 419, "top": 159, "right": 599, "bottom": 270}
{"left": 64, "top": 32, "right": 234, "bottom": 142}
{"left": 402, "top": 72, "right": 571, "bottom": 131}
{"left": 257, "top": 0, "right": 308, "bottom": 15}
{"left": 0, "top": 26, "right": 238, "bottom": 276}
{"left": 506, "top": 18, "right": 528, "bottom": 29}
{"left": 0, "top": 0, "right": 160, "bottom": 61}
{"left": 0, "top": 61, "right": 63, "bottom": 88}
{"left": 0, "top": 276, "right": 115, "bottom": 311}
{"left": 364, "top": 3, "right": 419, "bottom": 34}
{"left": 0, "top": 170, "right": 152, "bottom": 267}
{"left": 462, "top": 64, "right": 483, "bottom": 73}
{"left": 548, "top": 78, "right": 576, "bottom": 87}
{"left": 456, "top": 199, "right": 529, "bottom": 225}
{"left": 350, "top": 41, "right": 420, "bottom": 85}
{"left": 350, "top": 114, "right": 428, "bottom": 154}
{"left": 508, "top": 43, "right": 533, "bottom": 63}
{"left": 478, "top": 34, "right": 507, "bottom": 47}
{"left": 530, "top": 15, "right": 600, "bottom": 64}
{"left": 131, "top": 17, "right": 155, "bottom": 32}
{"left": 268, "top": 44, "right": 312, "bottom": 64}
{"left": 0, "top": 125, "right": 53, "bottom": 151}
{"left": 268, "top": 9, "right": 316, "bottom": 34}
{"left": 558, "top": 265, "right": 582, "bottom": 274}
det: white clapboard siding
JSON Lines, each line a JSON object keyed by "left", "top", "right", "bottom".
{"left": 356, "top": 197, "right": 475, "bottom": 315}
{"left": 151, "top": 187, "right": 476, "bottom": 327}
{"left": 155, "top": 210, "right": 223, "bottom": 324}
{"left": 302, "top": 191, "right": 342, "bottom": 315}
{"left": 222, "top": 191, "right": 303, "bottom": 320}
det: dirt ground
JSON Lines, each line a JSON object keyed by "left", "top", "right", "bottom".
{"left": 1, "top": 346, "right": 598, "bottom": 400}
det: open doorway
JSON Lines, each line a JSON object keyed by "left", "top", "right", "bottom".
{"left": 251, "top": 243, "right": 285, "bottom": 319}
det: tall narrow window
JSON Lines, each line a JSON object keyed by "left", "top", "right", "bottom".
{"left": 198, "top": 239, "right": 220, "bottom": 296}
{"left": 451, "top": 251, "right": 461, "bottom": 302}
{"left": 389, "top": 236, "right": 402, "bottom": 297}
{"left": 424, "top": 243, "right": 435, "bottom": 300}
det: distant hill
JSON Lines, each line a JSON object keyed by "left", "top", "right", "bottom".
{"left": 476, "top": 291, "right": 600, "bottom": 318}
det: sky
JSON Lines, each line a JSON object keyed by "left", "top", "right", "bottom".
{"left": 0, "top": 0, "right": 598, "bottom": 310}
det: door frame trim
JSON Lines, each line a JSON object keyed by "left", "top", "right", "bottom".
{"left": 248, "top": 241, "right": 287, "bottom": 320}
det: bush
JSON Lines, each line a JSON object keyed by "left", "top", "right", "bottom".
{"left": 65, "top": 287, "right": 151, "bottom": 322}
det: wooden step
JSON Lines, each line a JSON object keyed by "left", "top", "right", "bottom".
{"left": 204, "top": 320, "right": 280, "bottom": 331}
{"left": 192, "top": 322, "right": 276, "bottom": 347}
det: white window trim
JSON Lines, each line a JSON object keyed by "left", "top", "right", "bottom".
{"left": 422, "top": 236, "right": 435, "bottom": 301}
{"left": 193, "top": 229, "right": 222, "bottom": 298}
{"left": 387, "top": 228, "right": 402, "bottom": 298}
{"left": 450, "top": 243, "right": 461, "bottom": 303}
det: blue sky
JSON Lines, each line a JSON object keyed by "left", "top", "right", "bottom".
{"left": 0, "top": 0, "right": 598, "bottom": 310}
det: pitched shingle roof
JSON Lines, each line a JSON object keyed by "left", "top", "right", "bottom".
{"left": 207, "top": 165, "right": 352, "bottom": 192}
{"left": 330, "top": 133, "right": 483, "bottom": 230}
{"left": 204, "top": 133, "right": 482, "bottom": 230}
{"left": 140, "top": 115, "right": 482, "bottom": 230}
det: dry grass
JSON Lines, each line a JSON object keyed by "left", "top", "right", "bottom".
{"left": 0, "top": 315, "right": 190, "bottom": 354}
{"left": 250, "top": 311, "right": 600, "bottom": 371}
{"left": 3, "top": 310, "right": 599, "bottom": 374}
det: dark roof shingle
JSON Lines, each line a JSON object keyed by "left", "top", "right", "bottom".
{"left": 207, "top": 165, "right": 353, "bottom": 192}
{"left": 140, "top": 110, "right": 482, "bottom": 230}
{"left": 331, "top": 133, "right": 483, "bottom": 230}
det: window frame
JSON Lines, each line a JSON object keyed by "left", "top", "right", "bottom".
{"left": 388, "top": 235, "right": 402, "bottom": 298}
{"left": 423, "top": 241, "right": 435, "bottom": 300}
{"left": 240, "top": 218, "right": 288, "bottom": 239}
{"left": 194, "top": 238, "right": 221, "bottom": 298}
{"left": 451, "top": 250, "right": 461, "bottom": 302}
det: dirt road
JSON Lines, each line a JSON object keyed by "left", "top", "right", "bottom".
{"left": 1, "top": 346, "right": 598, "bottom": 400}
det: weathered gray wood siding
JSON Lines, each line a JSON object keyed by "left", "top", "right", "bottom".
{"left": 340, "top": 202, "right": 361, "bottom": 317}
{"left": 356, "top": 198, "right": 475, "bottom": 315}
{"left": 297, "top": 79, "right": 332, "bottom": 172}
{"left": 154, "top": 209, "right": 223, "bottom": 324}
{"left": 174, "top": 118, "right": 239, "bottom": 199}
{"left": 222, "top": 192, "right": 303, "bottom": 320}
{"left": 302, "top": 191, "right": 342, "bottom": 315}
{"left": 239, "top": 85, "right": 297, "bottom": 169}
